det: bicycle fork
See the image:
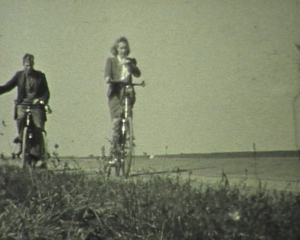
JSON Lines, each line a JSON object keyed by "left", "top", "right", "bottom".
{"left": 26, "top": 111, "right": 34, "bottom": 140}
{"left": 120, "top": 96, "right": 130, "bottom": 162}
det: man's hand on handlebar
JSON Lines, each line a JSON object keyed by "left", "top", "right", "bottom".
{"left": 45, "top": 105, "right": 52, "bottom": 114}
{"left": 33, "top": 99, "right": 43, "bottom": 105}
{"left": 32, "top": 99, "right": 52, "bottom": 114}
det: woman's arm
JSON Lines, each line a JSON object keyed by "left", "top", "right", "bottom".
{"left": 104, "top": 58, "right": 113, "bottom": 83}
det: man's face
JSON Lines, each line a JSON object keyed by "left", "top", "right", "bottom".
{"left": 23, "top": 61, "right": 34, "bottom": 74}
{"left": 117, "top": 41, "right": 128, "bottom": 59}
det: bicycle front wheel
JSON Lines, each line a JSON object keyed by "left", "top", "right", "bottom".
{"left": 21, "top": 127, "right": 29, "bottom": 169}
{"left": 121, "top": 117, "right": 134, "bottom": 177}
{"left": 40, "top": 131, "right": 49, "bottom": 169}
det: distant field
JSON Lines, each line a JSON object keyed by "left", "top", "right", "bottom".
{"left": 3, "top": 155, "right": 299, "bottom": 193}
{"left": 86, "top": 156, "right": 300, "bottom": 192}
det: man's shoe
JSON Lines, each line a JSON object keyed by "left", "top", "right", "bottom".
{"left": 36, "top": 160, "right": 48, "bottom": 169}
{"left": 14, "top": 143, "right": 22, "bottom": 155}
{"left": 13, "top": 137, "right": 21, "bottom": 144}
{"left": 108, "top": 158, "right": 118, "bottom": 165}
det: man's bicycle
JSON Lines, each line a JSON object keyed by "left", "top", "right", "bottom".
{"left": 104, "top": 81, "right": 145, "bottom": 178}
{"left": 17, "top": 101, "right": 52, "bottom": 169}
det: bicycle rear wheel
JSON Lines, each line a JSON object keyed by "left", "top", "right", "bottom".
{"left": 20, "top": 127, "right": 29, "bottom": 168}
{"left": 121, "top": 117, "right": 134, "bottom": 177}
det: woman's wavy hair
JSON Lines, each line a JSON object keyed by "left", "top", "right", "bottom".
{"left": 110, "top": 37, "right": 131, "bottom": 57}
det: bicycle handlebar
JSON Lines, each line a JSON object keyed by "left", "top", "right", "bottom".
{"left": 131, "top": 81, "right": 146, "bottom": 87}
{"left": 107, "top": 80, "right": 146, "bottom": 87}
{"left": 16, "top": 101, "right": 52, "bottom": 114}
{"left": 16, "top": 103, "right": 44, "bottom": 106}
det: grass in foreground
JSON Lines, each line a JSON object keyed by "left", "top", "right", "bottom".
{"left": 0, "top": 165, "right": 299, "bottom": 240}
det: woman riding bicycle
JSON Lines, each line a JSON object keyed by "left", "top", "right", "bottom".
{"left": 0, "top": 54, "right": 50, "bottom": 163}
{"left": 104, "top": 37, "right": 141, "bottom": 164}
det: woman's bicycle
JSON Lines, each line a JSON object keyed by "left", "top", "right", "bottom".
{"left": 18, "top": 101, "right": 52, "bottom": 169}
{"left": 104, "top": 80, "right": 145, "bottom": 178}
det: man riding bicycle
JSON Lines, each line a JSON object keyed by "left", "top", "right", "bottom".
{"left": 0, "top": 54, "right": 50, "bottom": 163}
{"left": 104, "top": 37, "right": 141, "bottom": 165}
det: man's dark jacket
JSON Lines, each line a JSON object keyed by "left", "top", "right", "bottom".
{"left": 0, "top": 70, "right": 50, "bottom": 119}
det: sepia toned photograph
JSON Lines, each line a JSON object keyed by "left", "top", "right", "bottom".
{"left": 0, "top": 0, "right": 300, "bottom": 239}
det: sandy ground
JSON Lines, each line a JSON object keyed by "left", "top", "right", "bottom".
{"left": 2, "top": 155, "right": 300, "bottom": 194}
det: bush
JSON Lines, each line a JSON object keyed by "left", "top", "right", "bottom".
{"left": 0, "top": 165, "right": 299, "bottom": 240}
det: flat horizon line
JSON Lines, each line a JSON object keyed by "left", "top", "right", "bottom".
{"left": 56, "top": 150, "right": 300, "bottom": 159}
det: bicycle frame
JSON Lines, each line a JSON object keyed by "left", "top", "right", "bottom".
{"left": 119, "top": 86, "right": 134, "bottom": 166}
{"left": 105, "top": 81, "right": 145, "bottom": 178}
{"left": 17, "top": 102, "right": 51, "bottom": 168}
{"left": 120, "top": 85, "right": 134, "bottom": 138}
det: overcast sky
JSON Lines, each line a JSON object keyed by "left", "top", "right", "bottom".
{"left": 1, "top": 0, "right": 300, "bottom": 156}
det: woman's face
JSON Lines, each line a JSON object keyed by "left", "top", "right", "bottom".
{"left": 117, "top": 41, "right": 128, "bottom": 58}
